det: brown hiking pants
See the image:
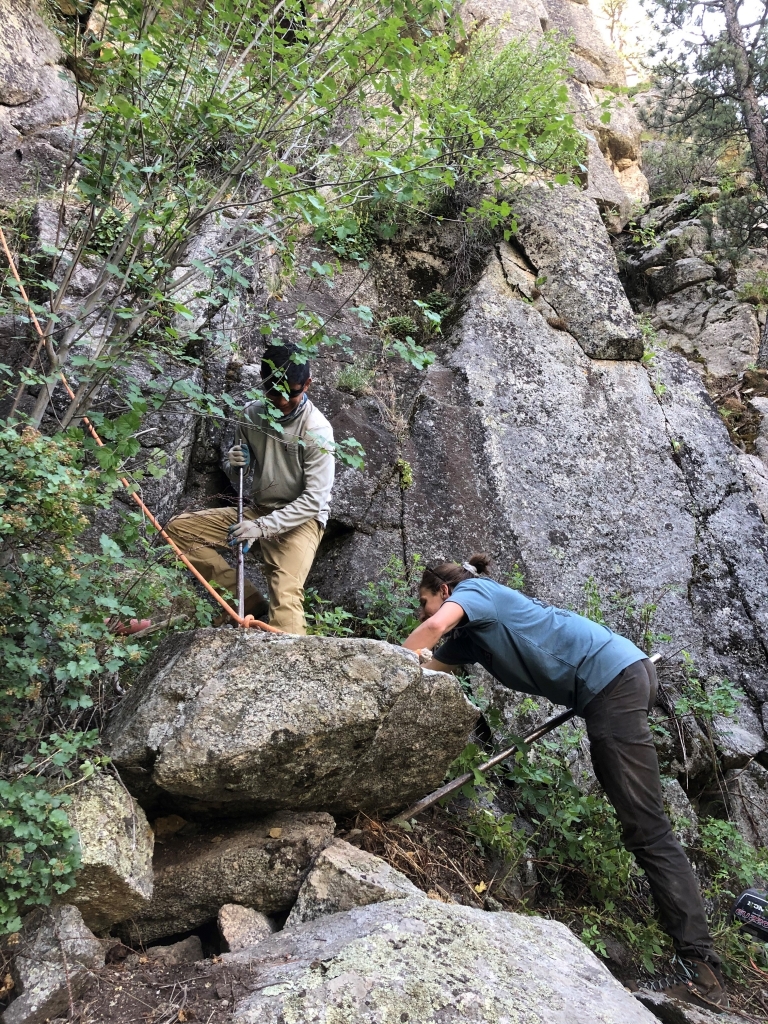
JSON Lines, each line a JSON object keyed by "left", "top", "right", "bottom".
{"left": 583, "top": 658, "right": 720, "bottom": 965}
{"left": 165, "top": 506, "right": 323, "bottom": 634}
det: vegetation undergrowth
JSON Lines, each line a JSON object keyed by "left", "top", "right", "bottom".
{"left": 305, "top": 554, "right": 422, "bottom": 643}
{"left": 0, "top": 427, "right": 211, "bottom": 933}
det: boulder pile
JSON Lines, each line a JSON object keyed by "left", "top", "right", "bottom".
{"left": 1, "top": 632, "right": 485, "bottom": 1022}
{"left": 2, "top": 631, "right": 660, "bottom": 1024}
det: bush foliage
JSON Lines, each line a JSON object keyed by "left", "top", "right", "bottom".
{"left": 0, "top": 426, "right": 211, "bottom": 933}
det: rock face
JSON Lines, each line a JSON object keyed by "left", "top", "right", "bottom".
{"left": 65, "top": 773, "right": 154, "bottom": 934}
{"left": 623, "top": 191, "right": 763, "bottom": 376}
{"left": 4, "top": 906, "right": 104, "bottom": 1024}
{"left": 647, "top": 257, "right": 716, "bottom": 298}
{"left": 310, "top": 242, "right": 767, "bottom": 799}
{"left": 104, "top": 630, "right": 478, "bottom": 817}
{"left": 117, "top": 812, "right": 334, "bottom": 945}
{"left": 229, "top": 897, "right": 658, "bottom": 1024}
{"left": 285, "top": 839, "right": 424, "bottom": 927}
{"left": 0, "top": 0, "right": 79, "bottom": 206}
{"left": 725, "top": 763, "right": 768, "bottom": 849}
{"left": 460, "top": 0, "right": 648, "bottom": 224}
{"left": 513, "top": 185, "right": 643, "bottom": 358}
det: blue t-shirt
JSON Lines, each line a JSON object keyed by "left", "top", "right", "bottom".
{"left": 434, "top": 578, "right": 645, "bottom": 714}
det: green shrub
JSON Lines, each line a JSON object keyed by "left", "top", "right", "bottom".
{"left": 737, "top": 272, "right": 768, "bottom": 306}
{"left": 358, "top": 555, "right": 423, "bottom": 643}
{"left": 0, "top": 426, "right": 211, "bottom": 933}
{"left": 424, "top": 30, "right": 582, "bottom": 219}
{"left": 503, "top": 563, "right": 525, "bottom": 591}
{"left": 381, "top": 315, "right": 419, "bottom": 340}
{"left": 335, "top": 359, "right": 375, "bottom": 396}
{"left": 304, "top": 588, "right": 355, "bottom": 637}
{"left": 304, "top": 554, "right": 423, "bottom": 645}
{"left": 423, "top": 290, "right": 453, "bottom": 314}
{"left": 675, "top": 651, "right": 740, "bottom": 722}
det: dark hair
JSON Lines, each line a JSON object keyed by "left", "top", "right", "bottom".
{"left": 419, "top": 553, "right": 491, "bottom": 594}
{"left": 261, "top": 342, "right": 311, "bottom": 389}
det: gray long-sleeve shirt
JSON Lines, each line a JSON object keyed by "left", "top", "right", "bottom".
{"left": 224, "top": 398, "right": 335, "bottom": 536}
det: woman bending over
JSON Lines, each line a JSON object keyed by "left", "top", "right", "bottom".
{"left": 402, "top": 553, "right": 727, "bottom": 1012}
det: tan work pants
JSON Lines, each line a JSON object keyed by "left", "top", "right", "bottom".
{"left": 165, "top": 507, "right": 323, "bottom": 634}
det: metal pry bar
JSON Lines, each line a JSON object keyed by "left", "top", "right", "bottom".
{"left": 236, "top": 424, "right": 245, "bottom": 622}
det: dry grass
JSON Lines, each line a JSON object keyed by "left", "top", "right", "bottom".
{"left": 344, "top": 808, "right": 525, "bottom": 911}
{"left": 708, "top": 367, "right": 768, "bottom": 452}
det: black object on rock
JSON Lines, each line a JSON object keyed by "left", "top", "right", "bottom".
{"left": 731, "top": 888, "right": 768, "bottom": 941}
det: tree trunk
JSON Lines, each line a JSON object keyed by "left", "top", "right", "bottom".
{"left": 722, "top": 0, "right": 768, "bottom": 193}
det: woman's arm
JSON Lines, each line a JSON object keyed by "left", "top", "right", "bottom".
{"left": 402, "top": 601, "right": 466, "bottom": 652}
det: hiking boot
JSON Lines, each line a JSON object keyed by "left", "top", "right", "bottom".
{"left": 213, "top": 592, "right": 269, "bottom": 627}
{"left": 639, "top": 957, "right": 729, "bottom": 1013}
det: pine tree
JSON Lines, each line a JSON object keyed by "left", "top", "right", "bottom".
{"left": 642, "top": 0, "right": 768, "bottom": 191}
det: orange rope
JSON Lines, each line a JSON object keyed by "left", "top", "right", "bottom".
{"left": 0, "top": 225, "right": 281, "bottom": 634}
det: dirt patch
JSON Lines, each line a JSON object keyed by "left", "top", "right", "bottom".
{"left": 707, "top": 367, "right": 768, "bottom": 452}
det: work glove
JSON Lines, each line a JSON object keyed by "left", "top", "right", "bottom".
{"left": 228, "top": 442, "right": 251, "bottom": 469}
{"left": 227, "top": 518, "right": 279, "bottom": 553}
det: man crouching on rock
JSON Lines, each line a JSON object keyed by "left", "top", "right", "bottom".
{"left": 402, "top": 553, "right": 729, "bottom": 1013}
{"left": 166, "top": 342, "right": 334, "bottom": 634}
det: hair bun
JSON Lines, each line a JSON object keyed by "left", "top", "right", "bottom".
{"left": 467, "top": 552, "right": 491, "bottom": 574}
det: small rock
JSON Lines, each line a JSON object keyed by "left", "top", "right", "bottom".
{"left": 65, "top": 773, "right": 154, "bottom": 933}
{"left": 3, "top": 906, "right": 104, "bottom": 1024}
{"left": 484, "top": 895, "right": 504, "bottom": 912}
{"left": 145, "top": 935, "right": 203, "bottom": 966}
{"left": 218, "top": 905, "right": 275, "bottom": 952}
{"left": 285, "top": 839, "right": 424, "bottom": 927}
{"left": 153, "top": 814, "right": 188, "bottom": 840}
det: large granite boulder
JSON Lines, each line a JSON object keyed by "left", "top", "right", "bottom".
{"left": 117, "top": 811, "right": 334, "bottom": 945}
{"left": 3, "top": 906, "right": 104, "bottom": 1024}
{"left": 104, "top": 630, "right": 479, "bottom": 817}
{"left": 285, "top": 838, "right": 424, "bottom": 927}
{"left": 65, "top": 773, "right": 154, "bottom": 934}
{"left": 512, "top": 184, "right": 643, "bottom": 358}
{"left": 227, "top": 898, "right": 658, "bottom": 1023}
